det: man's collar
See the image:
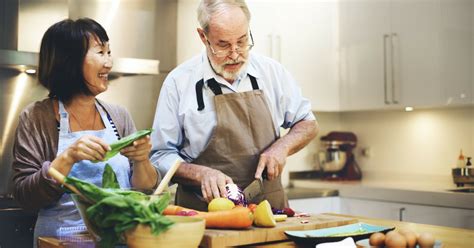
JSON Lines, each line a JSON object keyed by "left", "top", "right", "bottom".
{"left": 246, "top": 54, "right": 261, "bottom": 79}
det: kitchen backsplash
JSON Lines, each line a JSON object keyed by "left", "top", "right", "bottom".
{"left": 283, "top": 106, "right": 474, "bottom": 188}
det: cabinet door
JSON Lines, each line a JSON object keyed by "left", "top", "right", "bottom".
{"left": 339, "top": 0, "right": 391, "bottom": 111}
{"left": 249, "top": 0, "right": 340, "bottom": 111}
{"left": 390, "top": 0, "right": 442, "bottom": 107}
{"left": 340, "top": 198, "right": 474, "bottom": 229}
{"left": 440, "top": 0, "right": 473, "bottom": 105}
{"left": 289, "top": 197, "right": 341, "bottom": 214}
{"left": 340, "top": 198, "right": 403, "bottom": 221}
{"left": 404, "top": 204, "right": 474, "bottom": 229}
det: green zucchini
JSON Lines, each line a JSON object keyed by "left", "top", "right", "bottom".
{"left": 96, "top": 128, "right": 153, "bottom": 162}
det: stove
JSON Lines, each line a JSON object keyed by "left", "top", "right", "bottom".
{"left": 0, "top": 195, "right": 37, "bottom": 248}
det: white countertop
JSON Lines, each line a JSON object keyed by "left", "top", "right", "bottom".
{"left": 290, "top": 179, "right": 474, "bottom": 210}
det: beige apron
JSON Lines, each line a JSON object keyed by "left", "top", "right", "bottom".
{"left": 176, "top": 75, "right": 288, "bottom": 211}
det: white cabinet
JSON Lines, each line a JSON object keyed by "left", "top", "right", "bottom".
{"left": 340, "top": 197, "right": 474, "bottom": 229}
{"left": 339, "top": 0, "right": 443, "bottom": 110}
{"left": 248, "top": 0, "right": 340, "bottom": 111}
{"left": 339, "top": 0, "right": 390, "bottom": 110}
{"left": 289, "top": 197, "right": 341, "bottom": 215}
{"left": 440, "top": 0, "right": 473, "bottom": 105}
{"left": 176, "top": 0, "right": 341, "bottom": 111}
{"left": 177, "top": 0, "right": 473, "bottom": 111}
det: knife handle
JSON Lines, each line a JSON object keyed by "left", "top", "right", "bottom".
{"left": 262, "top": 168, "right": 268, "bottom": 180}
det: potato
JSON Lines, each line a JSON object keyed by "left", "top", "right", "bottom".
{"left": 369, "top": 232, "right": 386, "bottom": 246}
{"left": 418, "top": 232, "right": 435, "bottom": 248}
{"left": 385, "top": 231, "right": 407, "bottom": 248}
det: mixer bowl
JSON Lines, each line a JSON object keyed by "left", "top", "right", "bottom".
{"left": 318, "top": 151, "right": 347, "bottom": 172}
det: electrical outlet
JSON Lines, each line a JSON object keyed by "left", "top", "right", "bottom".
{"left": 362, "top": 147, "right": 373, "bottom": 157}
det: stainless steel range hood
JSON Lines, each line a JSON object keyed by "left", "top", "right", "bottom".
{"left": 0, "top": 49, "right": 38, "bottom": 72}
{"left": 0, "top": 48, "right": 160, "bottom": 79}
{"left": 0, "top": 0, "right": 159, "bottom": 77}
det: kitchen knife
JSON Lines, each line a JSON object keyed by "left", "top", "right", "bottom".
{"left": 243, "top": 178, "right": 264, "bottom": 202}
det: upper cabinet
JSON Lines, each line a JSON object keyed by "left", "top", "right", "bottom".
{"left": 176, "top": 0, "right": 472, "bottom": 111}
{"left": 339, "top": 0, "right": 391, "bottom": 110}
{"left": 440, "top": 0, "right": 473, "bottom": 105}
{"left": 339, "top": 0, "right": 473, "bottom": 111}
{"left": 339, "top": 0, "right": 442, "bottom": 111}
{"left": 248, "top": 0, "right": 340, "bottom": 111}
{"left": 176, "top": 0, "right": 341, "bottom": 111}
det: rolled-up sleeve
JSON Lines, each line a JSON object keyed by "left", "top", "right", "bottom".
{"left": 150, "top": 77, "right": 186, "bottom": 177}
{"left": 12, "top": 111, "right": 64, "bottom": 212}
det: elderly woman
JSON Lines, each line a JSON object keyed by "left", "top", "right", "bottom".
{"left": 11, "top": 18, "right": 159, "bottom": 245}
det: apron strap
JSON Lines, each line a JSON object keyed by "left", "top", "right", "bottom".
{"left": 249, "top": 75, "right": 259, "bottom": 90}
{"left": 196, "top": 78, "right": 223, "bottom": 111}
{"left": 195, "top": 79, "right": 205, "bottom": 111}
{"left": 57, "top": 100, "right": 70, "bottom": 134}
{"left": 207, "top": 78, "right": 223, "bottom": 95}
{"left": 195, "top": 76, "right": 260, "bottom": 111}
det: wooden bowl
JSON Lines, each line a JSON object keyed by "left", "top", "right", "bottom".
{"left": 125, "top": 215, "right": 205, "bottom": 248}
{"left": 70, "top": 194, "right": 101, "bottom": 241}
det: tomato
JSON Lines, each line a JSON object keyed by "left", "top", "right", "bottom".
{"left": 247, "top": 203, "right": 257, "bottom": 213}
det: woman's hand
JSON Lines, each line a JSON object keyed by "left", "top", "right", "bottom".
{"left": 61, "top": 135, "right": 110, "bottom": 165}
{"left": 51, "top": 135, "right": 110, "bottom": 177}
{"left": 120, "top": 135, "right": 152, "bottom": 164}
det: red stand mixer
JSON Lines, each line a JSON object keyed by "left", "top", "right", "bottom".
{"left": 318, "top": 131, "right": 362, "bottom": 180}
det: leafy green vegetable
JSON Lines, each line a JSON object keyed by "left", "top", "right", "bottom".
{"left": 86, "top": 193, "right": 173, "bottom": 248}
{"left": 65, "top": 163, "right": 173, "bottom": 248}
{"left": 102, "top": 164, "right": 120, "bottom": 189}
{"left": 65, "top": 176, "right": 118, "bottom": 203}
{"left": 96, "top": 129, "right": 153, "bottom": 162}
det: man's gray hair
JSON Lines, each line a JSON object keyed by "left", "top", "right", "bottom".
{"left": 197, "top": 0, "right": 251, "bottom": 32}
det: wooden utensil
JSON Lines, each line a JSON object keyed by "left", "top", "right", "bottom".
{"left": 48, "top": 166, "right": 92, "bottom": 203}
{"left": 153, "top": 159, "right": 181, "bottom": 195}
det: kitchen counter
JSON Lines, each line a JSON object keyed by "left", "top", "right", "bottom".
{"left": 285, "top": 187, "right": 338, "bottom": 199}
{"left": 248, "top": 213, "right": 474, "bottom": 248}
{"left": 290, "top": 179, "right": 474, "bottom": 210}
{"left": 37, "top": 213, "right": 474, "bottom": 248}
{"left": 37, "top": 214, "right": 358, "bottom": 248}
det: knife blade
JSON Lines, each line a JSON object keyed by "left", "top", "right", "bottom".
{"left": 243, "top": 178, "right": 264, "bottom": 202}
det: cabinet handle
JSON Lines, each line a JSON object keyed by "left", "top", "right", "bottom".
{"left": 267, "top": 34, "right": 274, "bottom": 59}
{"left": 399, "top": 207, "right": 406, "bottom": 221}
{"left": 383, "top": 34, "right": 390, "bottom": 104}
{"left": 276, "top": 34, "right": 282, "bottom": 62}
{"left": 391, "top": 33, "right": 399, "bottom": 104}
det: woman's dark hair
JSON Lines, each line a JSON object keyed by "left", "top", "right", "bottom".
{"left": 38, "top": 18, "right": 109, "bottom": 102}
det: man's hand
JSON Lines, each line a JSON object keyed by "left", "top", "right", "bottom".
{"left": 200, "top": 167, "right": 233, "bottom": 202}
{"left": 254, "top": 120, "right": 319, "bottom": 180}
{"left": 255, "top": 147, "right": 287, "bottom": 180}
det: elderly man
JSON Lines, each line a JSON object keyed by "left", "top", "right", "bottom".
{"left": 150, "top": 0, "right": 318, "bottom": 211}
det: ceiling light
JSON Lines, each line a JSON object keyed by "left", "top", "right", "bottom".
{"left": 405, "top": 106, "right": 414, "bottom": 112}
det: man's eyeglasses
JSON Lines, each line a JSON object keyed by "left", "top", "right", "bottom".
{"left": 204, "top": 30, "right": 254, "bottom": 58}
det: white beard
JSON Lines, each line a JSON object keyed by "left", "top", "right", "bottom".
{"left": 210, "top": 57, "right": 249, "bottom": 82}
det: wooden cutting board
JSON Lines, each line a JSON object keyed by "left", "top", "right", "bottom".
{"left": 200, "top": 214, "right": 358, "bottom": 247}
